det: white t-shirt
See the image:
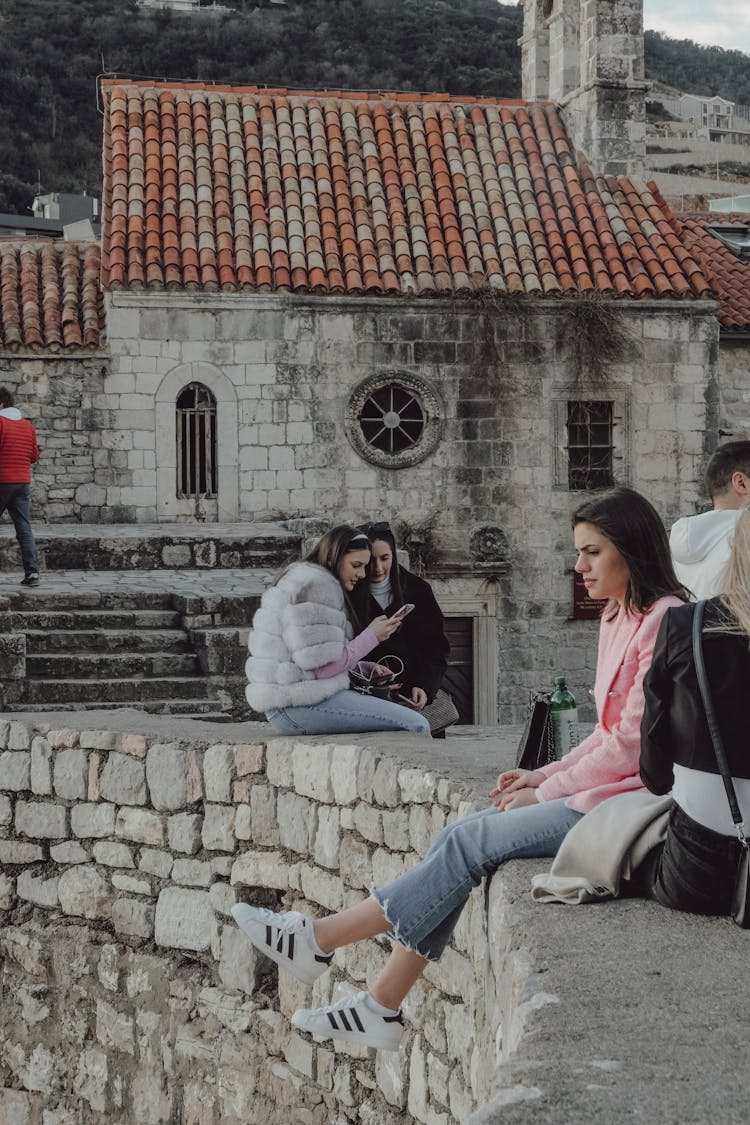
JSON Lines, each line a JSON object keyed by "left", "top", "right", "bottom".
{"left": 673, "top": 764, "right": 750, "bottom": 836}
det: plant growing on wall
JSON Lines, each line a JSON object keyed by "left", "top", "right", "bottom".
{"left": 565, "top": 294, "right": 631, "bottom": 382}
{"left": 394, "top": 513, "right": 440, "bottom": 575}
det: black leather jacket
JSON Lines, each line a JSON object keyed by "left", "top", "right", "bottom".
{"left": 640, "top": 597, "right": 750, "bottom": 794}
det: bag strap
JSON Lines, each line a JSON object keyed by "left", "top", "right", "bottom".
{"left": 691, "top": 600, "right": 748, "bottom": 846}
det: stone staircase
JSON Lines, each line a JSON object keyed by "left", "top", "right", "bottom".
{"left": 0, "top": 520, "right": 303, "bottom": 715}
{"left": 1, "top": 591, "right": 228, "bottom": 714}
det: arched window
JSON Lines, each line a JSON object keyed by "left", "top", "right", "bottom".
{"left": 176, "top": 383, "right": 217, "bottom": 500}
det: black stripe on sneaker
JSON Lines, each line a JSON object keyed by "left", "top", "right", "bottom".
{"left": 383, "top": 1012, "right": 404, "bottom": 1025}
{"left": 265, "top": 925, "right": 272, "bottom": 947}
{"left": 350, "top": 1008, "right": 365, "bottom": 1033}
{"left": 276, "top": 932, "right": 284, "bottom": 953}
{"left": 327, "top": 1012, "right": 338, "bottom": 1030}
{"left": 339, "top": 1011, "right": 352, "bottom": 1032}
{"left": 288, "top": 933, "right": 295, "bottom": 961}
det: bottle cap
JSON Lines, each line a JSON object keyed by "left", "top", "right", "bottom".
{"left": 554, "top": 675, "right": 566, "bottom": 687}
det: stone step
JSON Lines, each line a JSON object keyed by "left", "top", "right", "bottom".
{"left": 25, "top": 676, "right": 219, "bottom": 705}
{"left": 0, "top": 522, "right": 299, "bottom": 572}
{"left": 8, "top": 699, "right": 225, "bottom": 716}
{"left": 26, "top": 652, "right": 201, "bottom": 678}
{"left": 23, "top": 629, "right": 193, "bottom": 655}
{"left": 1, "top": 590, "right": 176, "bottom": 611}
{"left": 1, "top": 609, "right": 182, "bottom": 631}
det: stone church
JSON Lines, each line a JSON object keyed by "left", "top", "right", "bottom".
{"left": 3, "top": 0, "right": 748, "bottom": 721}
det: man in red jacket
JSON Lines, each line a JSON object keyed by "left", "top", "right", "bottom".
{"left": 0, "top": 387, "right": 40, "bottom": 586}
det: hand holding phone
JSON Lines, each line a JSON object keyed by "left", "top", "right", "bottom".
{"left": 390, "top": 603, "right": 415, "bottom": 621}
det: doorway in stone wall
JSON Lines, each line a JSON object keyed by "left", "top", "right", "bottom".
{"left": 176, "top": 382, "right": 218, "bottom": 521}
{"left": 443, "top": 617, "right": 474, "bottom": 724}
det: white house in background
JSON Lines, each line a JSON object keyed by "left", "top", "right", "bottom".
{"left": 137, "top": 0, "right": 199, "bottom": 9}
{"left": 679, "top": 93, "right": 750, "bottom": 143}
{"left": 137, "top": 0, "right": 230, "bottom": 11}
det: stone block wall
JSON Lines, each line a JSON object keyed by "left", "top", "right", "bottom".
{"left": 0, "top": 354, "right": 112, "bottom": 523}
{"left": 1, "top": 295, "right": 726, "bottom": 720}
{"left": 717, "top": 341, "right": 750, "bottom": 448}
{"left": 0, "top": 718, "right": 535, "bottom": 1124}
{"left": 100, "top": 291, "right": 720, "bottom": 719}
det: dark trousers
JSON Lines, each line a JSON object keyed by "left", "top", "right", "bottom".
{"left": 0, "top": 482, "right": 39, "bottom": 576}
{"left": 640, "top": 803, "right": 740, "bottom": 916}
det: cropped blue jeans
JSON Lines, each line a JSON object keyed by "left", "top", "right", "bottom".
{"left": 0, "top": 483, "right": 39, "bottom": 576}
{"left": 266, "top": 688, "right": 431, "bottom": 736}
{"left": 371, "top": 798, "right": 583, "bottom": 960}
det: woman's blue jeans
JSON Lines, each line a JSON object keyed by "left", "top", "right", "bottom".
{"left": 0, "top": 483, "right": 39, "bottom": 575}
{"left": 266, "top": 689, "right": 431, "bottom": 736}
{"left": 372, "top": 799, "right": 583, "bottom": 960}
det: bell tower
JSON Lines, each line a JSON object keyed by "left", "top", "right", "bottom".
{"left": 520, "top": 0, "right": 646, "bottom": 178}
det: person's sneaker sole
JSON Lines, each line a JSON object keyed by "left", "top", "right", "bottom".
{"left": 20, "top": 574, "right": 39, "bottom": 586}
{"left": 231, "top": 903, "right": 332, "bottom": 985}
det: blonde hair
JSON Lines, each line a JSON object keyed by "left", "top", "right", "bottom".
{"left": 715, "top": 508, "right": 750, "bottom": 638}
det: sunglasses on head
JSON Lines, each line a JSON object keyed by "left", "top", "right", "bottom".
{"left": 360, "top": 521, "right": 391, "bottom": 538}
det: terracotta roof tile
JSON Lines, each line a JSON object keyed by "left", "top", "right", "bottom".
{"left": 665, "top": 208, "right": 750, "bottom": 332}
{"left": 0, "top": 242, "right": 105, "bottom": 353}
{"left": 100, "top": 80, "right": 713, "bottom": 301}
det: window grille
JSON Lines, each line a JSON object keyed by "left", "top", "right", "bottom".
{"left": 357, "top": 382, "right": 426, "bottom": 455}
{"left": 176, "top": 383, "right": 217, "bottom": 500}
{"left": 567, "top": 400, "right": 613, "bottom": 491}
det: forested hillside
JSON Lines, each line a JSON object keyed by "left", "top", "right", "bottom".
{"left": 0, "top": 0, "right": 747, "bottom": 214}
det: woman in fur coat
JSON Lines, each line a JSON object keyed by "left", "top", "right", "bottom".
{"left": 245, "top": 525, "right": 431, "bottom": 736}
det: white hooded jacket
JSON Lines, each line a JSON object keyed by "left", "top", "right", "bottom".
{"left": 669, "top": 508, "right": 742, "bottom": 600}
{"left": 245, "top": 561, "right": 352, "bottom": 712}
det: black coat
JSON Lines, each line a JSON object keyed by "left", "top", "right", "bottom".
{"left": 366, "top": 568, "right": 450, "bottom": 702}
{"left": 640, "top": 598, "right": 750, "bottom": 795}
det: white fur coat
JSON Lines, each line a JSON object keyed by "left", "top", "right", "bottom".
{"left": 245, "top": 562, "right": 352, "bottom": 711}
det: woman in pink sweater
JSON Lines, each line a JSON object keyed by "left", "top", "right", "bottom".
{"left": 233, "top": 488, "right": 687, "bottom": 1050}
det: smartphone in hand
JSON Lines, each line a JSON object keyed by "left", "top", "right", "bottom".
{"left": 390, "top": 603, "right": 415, "bottom": 621}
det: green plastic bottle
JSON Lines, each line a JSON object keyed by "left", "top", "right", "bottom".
{"left": 550, "top": 675, "right": 579, "bottom": 759}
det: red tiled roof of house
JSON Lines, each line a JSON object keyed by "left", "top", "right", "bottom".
{"left": 0, "top": 241, "right": 104, "bottom": 352}
{"left": 100, "top": 79, "right": 712, "bottom": 300}
{"left": 669, "top": 212, "right": 750, "bottom": 333}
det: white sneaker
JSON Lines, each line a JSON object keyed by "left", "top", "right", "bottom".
{"left": 291, "top": 991, "right": 405, "bottom": 1051}
{"left": 230, "top": 904, "right": 333, "bottom": 985}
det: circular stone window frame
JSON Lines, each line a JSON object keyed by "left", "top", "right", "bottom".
{"left": 346, "top": 371, "right": 443, "bottom": 469}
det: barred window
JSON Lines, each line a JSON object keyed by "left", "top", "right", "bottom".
{"left": 567, "top": 401, "right": 613, "bottom": 491}
{"left": 176, "top": 382, "right": 217, "bottom": 499}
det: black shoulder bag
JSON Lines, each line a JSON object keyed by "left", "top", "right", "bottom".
{"left": 515, "top": 689, "right": 555, "bottom": 771}
{"left": 692, "top": 599, "right": 750, "bottom": 928}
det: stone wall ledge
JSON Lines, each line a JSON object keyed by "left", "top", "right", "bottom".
{"left": 0, "top": 710, "right": 746, "bottom": 1124}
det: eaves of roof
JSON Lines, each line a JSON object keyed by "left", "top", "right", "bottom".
{"left": 0, "top": 241, "right": 105, "bottom": 352}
